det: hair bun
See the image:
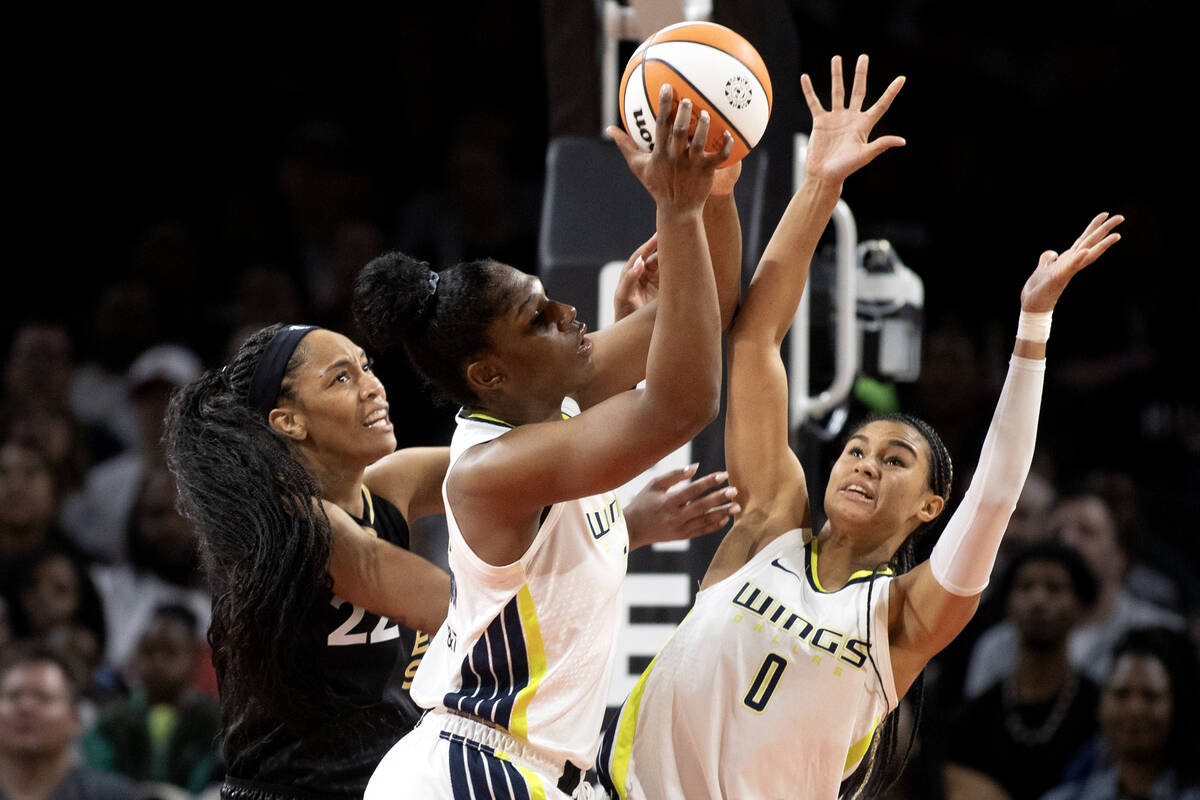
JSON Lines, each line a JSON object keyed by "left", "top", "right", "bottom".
{"left": 353, "top": 251, "right": 438, "bottom": 352}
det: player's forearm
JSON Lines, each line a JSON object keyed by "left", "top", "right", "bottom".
{"left": 703, "top": 191, "right": 743, "bottom": 330}
{"left": 929, "top": 352, "right": 1045, "bottom": 597}
{"left": 332, "top": 537, "right": 451, "bottom": 634}
{"left": 644, "top": 207, "right": 722, "bottom": 431}
{"left": 573, "top": 301, "right": 656, "bottom": 409}
{"left": 733, "top": 177, "right": 842, "bottom": 346}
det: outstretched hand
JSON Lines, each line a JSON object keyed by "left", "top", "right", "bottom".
{"left": 613, "top": 233, "right": 660, "bottom": 321}
{"left": 607, "top": 83, "right": 735, "bottom": 213}
{"left": 801, "top": 54, "right": 906, "bottom": 183}
{"left": 1021, "top": 212, "right": 1124, "bottom": 312}
{"left": 625, "top": 464, "right": 741, "bottom": 550}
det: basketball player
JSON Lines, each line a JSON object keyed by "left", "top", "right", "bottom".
{"left": 165, "top": 323, "right": 451, "bottom": 799}
{"left": 164, "top": 310, "right": 735, "bottom": 799}
{"left": 358, "top": 88, "right": 737, "bottom": 799}
{"left": 597, "top": 54, "right": 1123, "bottom": 799}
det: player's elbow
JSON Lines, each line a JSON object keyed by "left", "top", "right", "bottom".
{"left": 676, "top": 378, "right": 722, "bottom": 431}
{"left": 643, "top": 390, "right": 718, "bottom": 448}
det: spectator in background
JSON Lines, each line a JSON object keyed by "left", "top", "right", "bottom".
{"left": 928, "top": 459, "right": 1060, "bottom": 707}
{"left": 4, "top": 547, "right": 104, "bottom": 646}
{"left": 2, "top": 321, "right": 74, "bottom": 416}
{"left": 68, "top": 282, "right": 162, "bottom": 461}
{"left": 2, "top": 405, "right": 92, "bottom": 504}
{"left": 1085, "top": 468, "right": 1194, "bottom": 616}
{"left": 1040, "top": 627, "right": 1200, "bottom": 800}
{"left": 0, "top": 645, "right": 137, "bottom": 800}
{"left": 965, "top": 489, "right": 1185, "bottom": 696}
{"left": 2, "top": 545, "right": 121, "bottom": 727}
{"left": 0, "top": 436, "right": 78, "bottom": 585}
{"left": 997, "top": 465, "right": 1058, "bottom": 570}
{"left": 61, "top": 344, "right": 202, "bottom": 564}
{"left": 83, "top": 604, "right": 222, "bottom": 795}
{"left": 945, "top": 541, "right": 1100, "bottom": 800}
{"left": 90, "top": 465, "right": 211, "bottom": 683}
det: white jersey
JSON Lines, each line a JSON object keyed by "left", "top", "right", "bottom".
{"left": 599, "top": 528, "right": 897, "bottom": 800}
{"left": 411, "top": 399, "right": 629, "bottom": 772}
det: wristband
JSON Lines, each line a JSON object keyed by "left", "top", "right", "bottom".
{"left": 1016, "top": 310, "right": 1052, "bottom": 343}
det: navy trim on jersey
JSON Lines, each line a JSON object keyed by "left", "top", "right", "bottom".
{"left": 443, "top": 595, "right": 529, "bottom": 729}
{"left": 596, "top": 714, "right": 619, "bottom": 797}
{"left": 770, "top": 557, "right": 803, "bottom": 583}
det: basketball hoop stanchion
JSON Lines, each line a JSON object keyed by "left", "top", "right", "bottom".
{"left": 788, "top": 133, "right": 860, "bottom": 435}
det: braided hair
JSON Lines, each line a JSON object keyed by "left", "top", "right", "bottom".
{"left": 353, "top": 251, "right": 509, "bottom": 407}
{"left": 163, "top": 324, "right": 333, "bottom": 732}
{"left": 840, "top": 412, "right": 953, "bottom": 800}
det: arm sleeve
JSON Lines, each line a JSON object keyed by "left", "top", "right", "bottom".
{"left": 930, "top": 354, "right": 1046, "bottom": 596}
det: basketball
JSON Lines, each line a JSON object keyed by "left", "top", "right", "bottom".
{"left": 619, "top": 21, "right": 772, "bottom": 168}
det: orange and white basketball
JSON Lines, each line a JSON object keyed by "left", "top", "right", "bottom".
{"left": 619, "top": 21, "right": 772, "bottom": 168}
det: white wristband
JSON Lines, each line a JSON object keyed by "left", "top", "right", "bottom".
{"left": 1017, "top": 310, "right": 1052, "bottom": 343}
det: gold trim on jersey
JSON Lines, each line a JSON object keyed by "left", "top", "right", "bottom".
{"left": 495, "top": 750, "right": 548, "bottom": 800}
{"left": 462, "top": 410, "right": 515, "bottom": 428}
{"left": 844, "top": 715, "right": 880, "bottom": 774}
{"left": 607, "top": 615, "right": 688, "bottom": 800}
{"left": 361, "top": 488, "right": 376, "bottom": 535}
{"left": 460, "top": 409, "right": 572, "bottom": 429}
{"left": 807, "top": 536, "right": 894, "bottom": 593}
{"left": 509, "top": 584, "right": 548, "bottom": 740}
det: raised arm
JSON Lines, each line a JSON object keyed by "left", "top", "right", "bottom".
{"left": 450, "top": 87, "right": 732, "bottom": 560}
{"left": 574, "top": 161, "right": 744, "bottom": 409}
{"left": 888, "top": 212, "right": 1124, "bottom": 697}
{"left": 705, "top": 162, "right": 744, "bottom": 330}
{"left": 704, "top": 55, "right": 906, "bottom": 587}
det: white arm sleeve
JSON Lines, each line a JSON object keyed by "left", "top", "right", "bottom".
{"left": 930, "top": 354, "right": 1046, "bottom": 596}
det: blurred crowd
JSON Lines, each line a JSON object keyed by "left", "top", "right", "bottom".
{"left": 3, "top": 3, "right": 1196, "bottom": 799}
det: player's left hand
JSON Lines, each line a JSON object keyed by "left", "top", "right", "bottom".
{"left": 1020, "top": 212, "right": 1123, "bottom": 313}
{"left": 625, "top": 464, "right": 741, "bottom": 550}
{"left": 613, "top": 233, "right": 660, "bottom": 321}
{"left": 802, "top": 54, "right": 906, "bottom": 184}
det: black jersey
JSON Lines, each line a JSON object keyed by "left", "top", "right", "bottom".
{"left": 221, "top": 489, "right": 429, "bottom": 799}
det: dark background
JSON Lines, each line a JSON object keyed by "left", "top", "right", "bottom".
{"left": 8, "top": 2, "right": 1196, "bottom": 552}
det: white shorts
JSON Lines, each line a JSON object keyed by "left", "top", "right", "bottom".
{"left": 366, "top": 709, "right": 592, "bottom": 800}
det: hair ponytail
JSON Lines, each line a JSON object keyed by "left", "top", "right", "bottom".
{"left": 164, "top": 324, "right": 334, "bottom": 732}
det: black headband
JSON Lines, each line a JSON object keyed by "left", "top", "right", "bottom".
{"left": 248, "top": 325, "right": 319, "bottom": 419}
